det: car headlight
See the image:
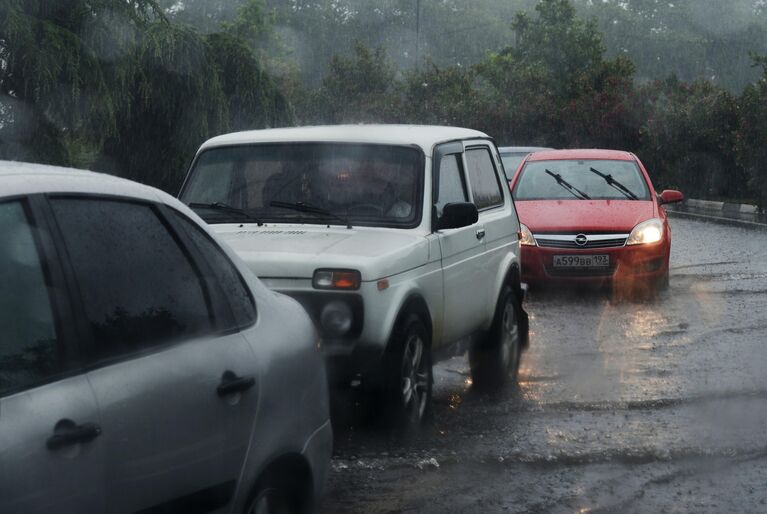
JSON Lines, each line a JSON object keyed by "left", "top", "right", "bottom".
{"left": 319, "top": 301, "right": 353, "bottom": 337}
{"left": 313, "top": 269, "right": 361, "bottom": 290}
{"left": 626, "top": 218, "right": 664, "bottom": 246}
{"left": 518, "top": 223, "right": 537, "bottom": 246}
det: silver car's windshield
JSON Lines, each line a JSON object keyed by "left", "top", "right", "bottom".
{"left": 181, "top": 144, "right": 423, "bottom": 228}
{"left": 513, "top": 159, "right": 651, "bottom": 201}
{"left": 500, "top": 154, "right": 526, "bottom": 180}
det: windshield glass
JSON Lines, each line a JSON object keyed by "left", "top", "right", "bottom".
{"left": 181, "top": 144, "right": 423, "bottom": 227}
{"left": 513, "top": 159, "right": 650, "bottom": 201}
{"left": 500, "top": 154, "right": 525, "bottom": 180}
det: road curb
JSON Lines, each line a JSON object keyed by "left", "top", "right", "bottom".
{"left": 667, "top": 208, "right": 767, "bottom": 230}
{"left": 684, "top": 198, "right": 760, "bottom": 215}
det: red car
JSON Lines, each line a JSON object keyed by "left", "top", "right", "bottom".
{"left": 508, "top": 149, "right": 684, "bottom": 290}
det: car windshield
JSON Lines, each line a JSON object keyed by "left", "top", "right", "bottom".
{"left": 500, "top": 154, "right": 526, "bottom": 180}
{"left": 513, "top": 159, "right": 650, "bottom": 201}
{"left": 181, "top": 144, "right": 422, "bottom": 227}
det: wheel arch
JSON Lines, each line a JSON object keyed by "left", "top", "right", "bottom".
{"left": 392, "top": 293, "right": 433, "bottom": 347}
{"left": 242, "top": 452, "right": 314, "bottom": 513}
{"left": 495, "top": 260, "right": 529, "bottom": 348}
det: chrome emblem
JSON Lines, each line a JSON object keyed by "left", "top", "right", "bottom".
{"left": 574, "top": 234, "right": 588, "bottom": 246}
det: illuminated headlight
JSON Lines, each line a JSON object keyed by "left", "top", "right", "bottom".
{"left": 626, "top": 218, "right": 664, "bottom": 246}
{"left": 518, "top": 223, "right": 537, "bottom": 246}
{"left": 320, "top": 301, "right": 353, "bottom": 337}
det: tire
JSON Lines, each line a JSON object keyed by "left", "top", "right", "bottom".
{"left": 469, "top": 285, "right": 522, "bottom": 391}
{"left": 244, "top": 469, "right": 310, "bottom": 514}
{"left": 382, "top": 314, "right": 433, "bottom": 427}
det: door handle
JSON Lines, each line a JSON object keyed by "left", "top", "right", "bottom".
{"left": 217, "top": 371, "right": 256, "bottom": 397}
{"left": 46, "top": 419, "right": 101, "bottom": 451}
{"left": 476, "top": 228, "right": 486, "bottom": 240}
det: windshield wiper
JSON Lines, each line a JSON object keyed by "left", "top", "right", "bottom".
{"left": 269, "top": 200, "right": 352, "bottom": 229}
{"left": 188, "top": 202, "right": 263, "bottom": 225}
{"left": 544, "top": 169, "right": 591, "bottom": 200}
{"left": 588, "top": 167, "right": 639, "bottom": 200}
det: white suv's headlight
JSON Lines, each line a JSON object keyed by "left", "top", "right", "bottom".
{"left": 519, "top": 223, "right": 537, "bottom": 246}
{"left": 626, "top": 218, "right": 664, "bottom": 246}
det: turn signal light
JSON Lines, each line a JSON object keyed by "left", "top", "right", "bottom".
{"left": 313, "top": 269, "right": 361, "bottom": 290}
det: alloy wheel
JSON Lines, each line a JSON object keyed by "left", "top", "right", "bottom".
{"left": 400, "top": 333, "right": 429, "bottom": 423}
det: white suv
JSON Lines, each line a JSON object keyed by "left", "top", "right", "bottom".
{"left": 180, "top": 125, "right": 529, "bottom": 425}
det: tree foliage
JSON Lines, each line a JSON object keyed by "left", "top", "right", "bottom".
{"left": 1, "top": 0, "right": 291, "bottom": 191}
{"left": 3, "top": 0, "right": 767, "bottom": 208}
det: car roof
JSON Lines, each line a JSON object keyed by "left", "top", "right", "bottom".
{"left": 526, "top": 149, "right": 636, "bottom": 161}
{"left": 498, "top": 146, "right": 553, "bottom": 154}
{"left": 198, "top": 124, "right": 490, "bottom": 154}
{"left": 0, "top": 160, "right": 166, "bottom": 204}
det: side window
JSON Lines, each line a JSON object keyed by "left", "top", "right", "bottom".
{"left": 435, "top": 154, "right": 468, "bottom": 216}
{"left": 465, "top": 147, "right": 504, "bottom": 210}
{"left": 0, "top": 201, "right": 61, "bottom": 396}
{"left": 50, "top": 198, "right": 214, "bottom": 363}
{"left": 169, "top": 210, "right": 257, "bottom": 329}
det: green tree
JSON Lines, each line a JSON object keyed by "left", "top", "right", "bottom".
{"left": 474, "top": 0, "right": 636, "bottom": 146}
{"left": 637, "top": 77, "right": 741, "bottom": 198}
{"left": 303, "top": 41, "right": 399, "bottom": 124}
{"left": 0, "top": 0, "right": 162, "bottom": 166}
{"left": 1, "top": 0, "right": 291, "bottom": 191}
{"left": 736, "top": 55, "right": 767, "bottom": 209}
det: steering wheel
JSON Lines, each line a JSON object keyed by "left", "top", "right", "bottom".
{"left": 347, "top": 203, "right": 385, "bottom": 216}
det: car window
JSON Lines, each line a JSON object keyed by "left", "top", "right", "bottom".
{"left": 169, "top": 210, "right": 257, "bottom": 329}
{"left": 50, "top": 198, "right": 214, "bottom": 364}
{"left": 435, "top": 154, "right": 468, "bottom": 216}
{"left": 465, "top": 147, "right": 504, "bottom": 210}
{"left": 0, "top": 201, "right": 61, "bottom": 396}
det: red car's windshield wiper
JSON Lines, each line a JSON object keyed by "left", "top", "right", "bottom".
{"left": 588, "top": 167, "right": 639, "bottom": 200}
{"left": 544, "top": 169, "right": 591, "bottom": 200}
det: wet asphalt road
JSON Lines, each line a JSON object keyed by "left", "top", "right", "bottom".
{"left": 320, "top": 216, "right": 767, "bottom": 514}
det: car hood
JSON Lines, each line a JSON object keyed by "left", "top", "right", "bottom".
{"left": 515, "top": 200, "right": 657, "bottom": 233}
{"left": 210, "top": 224, "right": 430, "bottom": 281}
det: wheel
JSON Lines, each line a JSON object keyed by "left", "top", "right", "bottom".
{"left": 383, "top": 314, "right": 432, "bottom": 427}
{"left": 244, "top": 468, "right": 310, "bottom": 514}
{"left": 469, "top": 285, "right": 522, "bottom": 391}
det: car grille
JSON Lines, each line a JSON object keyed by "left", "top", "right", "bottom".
{"left": 535, "top": 234, "right": 628, "bottom": 249}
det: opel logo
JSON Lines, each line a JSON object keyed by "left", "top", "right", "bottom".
{"left": 574, "top": 234, "right": 588, "bottom": 246}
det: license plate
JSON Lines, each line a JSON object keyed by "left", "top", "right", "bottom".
{"left": 553, "top": 255, "right": 610, "bottom": 268}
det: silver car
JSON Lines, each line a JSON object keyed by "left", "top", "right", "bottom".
{"left": 498, "top": 146, "right": 554, "bottom": 181}
{"left": 0, "top": 161, "right": 331, "bottom": 514}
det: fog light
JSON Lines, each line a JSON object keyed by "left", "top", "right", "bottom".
{"left": 320, "top": 301, "right": 353, "bottom": 337}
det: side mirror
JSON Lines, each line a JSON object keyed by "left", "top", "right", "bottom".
{"left": 659, "top": 190, "right": 684, "bottom": 205}
{"left": 437, "top": 202, "right": 479, "bottom": 230}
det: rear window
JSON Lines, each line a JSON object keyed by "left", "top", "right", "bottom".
{"left": 513, "top": 159, "right": 651, "bottom": 201}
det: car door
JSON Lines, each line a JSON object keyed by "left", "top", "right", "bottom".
{"left": 432, "top": 142, "right": 488, "bottom": 342}
{"left": 0, "top": 197, "right": 105, "bottom": 514}
{"left": 465, "top": 143, "right": 517, "bottom": 315}
{"left": 47, "top": 196, "right": 260, "bottom": 514}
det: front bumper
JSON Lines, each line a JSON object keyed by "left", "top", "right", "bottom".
{"left": 521, "top": 242, "right": 668, "bottom": 286}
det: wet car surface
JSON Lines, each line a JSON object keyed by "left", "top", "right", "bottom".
{"left": 322, "top": 216, "right": 767, "bottom": 513}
